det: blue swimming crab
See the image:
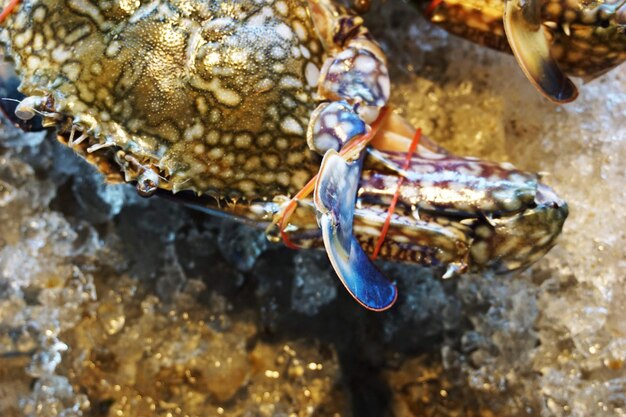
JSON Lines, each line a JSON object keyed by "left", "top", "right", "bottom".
{"left": 414, "top": 0, "right": 626, "bottom": 102}
{"left": 0, "top": 0, "right": 567, "bottom": 311}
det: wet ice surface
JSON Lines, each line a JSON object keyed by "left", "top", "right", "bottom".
{"left": 0, "top": 2, "right": 625, "bottom": 416}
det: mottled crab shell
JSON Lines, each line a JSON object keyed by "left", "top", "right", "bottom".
{"left": 1, "top": 0, "right": 325, "bottom": 199}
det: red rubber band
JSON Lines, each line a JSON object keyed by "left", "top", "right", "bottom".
{"left": 0, "top": 0, "right": 20, "bottom": 24}
{"left": 424, "top": 0, "right": 443, "bottom": 17}
{"left": 371, "top": 128, "right": 422, "bottom": 260}
{"left": 279, "top": 175, "right": 318, "bottom": 250}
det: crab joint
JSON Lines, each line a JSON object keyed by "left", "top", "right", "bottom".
{"left": 136, "top": 170, "right": 160, "bottom": 198}
{"left": 119, "top": 152, "right": 161, "bottom": 198}
{"left": 15, "top": 96, "right": 47, "bottom": 121}
{"left": 277, "top": 106, "right": 390, "bottom": 249}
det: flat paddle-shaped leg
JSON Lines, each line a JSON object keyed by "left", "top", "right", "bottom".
{"left": 503, "top": 0, "right": 578, "bottom": 103}
{"left": 314, "top": 150, "right": 397, "bottom": 311}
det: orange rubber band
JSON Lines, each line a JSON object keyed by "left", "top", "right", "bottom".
{"left": 0, "top": 0, "right": 20, "bottom": 24}
{"left": 371, "top": 128, "right": 422, "bottom": 260}
{"left": 424, "top": 0, "right": 443, "bottom": 17}
{"left": 278, "top": 107, "right": 390, "bottom": 249}
{"left": 279, "top": 175, "right": 318, "bottom": 249}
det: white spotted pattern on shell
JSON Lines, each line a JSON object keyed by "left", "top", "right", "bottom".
{"left": 2, "top": 0, "right": 325, "bottom": 198}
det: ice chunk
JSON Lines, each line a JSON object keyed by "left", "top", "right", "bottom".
{"left": 217, "top": 220, "right": 267, "bottom": 272}
{"left": 71, "top": 173, "right": 128, "bottom": 224}
{"left": 291, "top": 252, "right": 337, "bottom": 315}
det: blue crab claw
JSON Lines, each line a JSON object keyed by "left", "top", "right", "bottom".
{"left": 314, "top": 150, "right": 397, "bottom": 311}
{"left": 504, "top": 0, "right": 578, "bottom": 103}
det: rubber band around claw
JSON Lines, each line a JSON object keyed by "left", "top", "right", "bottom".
{"left": 371, "top": 128, "right": 422, "bottom": 260}
{"left": 424, "top": 0, "right": 443, "bottom": 17}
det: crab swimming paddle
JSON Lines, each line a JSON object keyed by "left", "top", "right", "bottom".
{"left": 314, "top": 150, "right": 397, "bottom": 311}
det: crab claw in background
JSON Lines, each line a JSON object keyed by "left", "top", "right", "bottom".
{"left": 503, "top": 0, "right": 578, "bottom": 103}
{"left": 314, "top": 150, "right": 397, "bottom": 311}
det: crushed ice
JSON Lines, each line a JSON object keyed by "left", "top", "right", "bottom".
{"left": 0, "top": 2, "right": 625, "bottom": 416}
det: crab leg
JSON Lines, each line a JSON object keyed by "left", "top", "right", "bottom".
{"left": 314, "top": 150, "right": 397, "bottom": 311}
{"left": 303, "top": 0, "right": 403, "bottom": 309}
{"left": 277, "top": 114, "right": 401, "bottom": 310}
{"left": 503, "top": 0, "right": 578, "bottom": 102}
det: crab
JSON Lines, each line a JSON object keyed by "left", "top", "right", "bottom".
{"left": 416, "top": 0, "right": 626, "bottom": 102}
{"left": 0, "top": 0, "right": 568, "bottom": 311}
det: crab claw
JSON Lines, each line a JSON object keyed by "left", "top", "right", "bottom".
{"left": 503, "top": 0, "right": 578, "bottom": 103}
{"left": 314, "top": 150, "right": 397, "bottom": 311}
